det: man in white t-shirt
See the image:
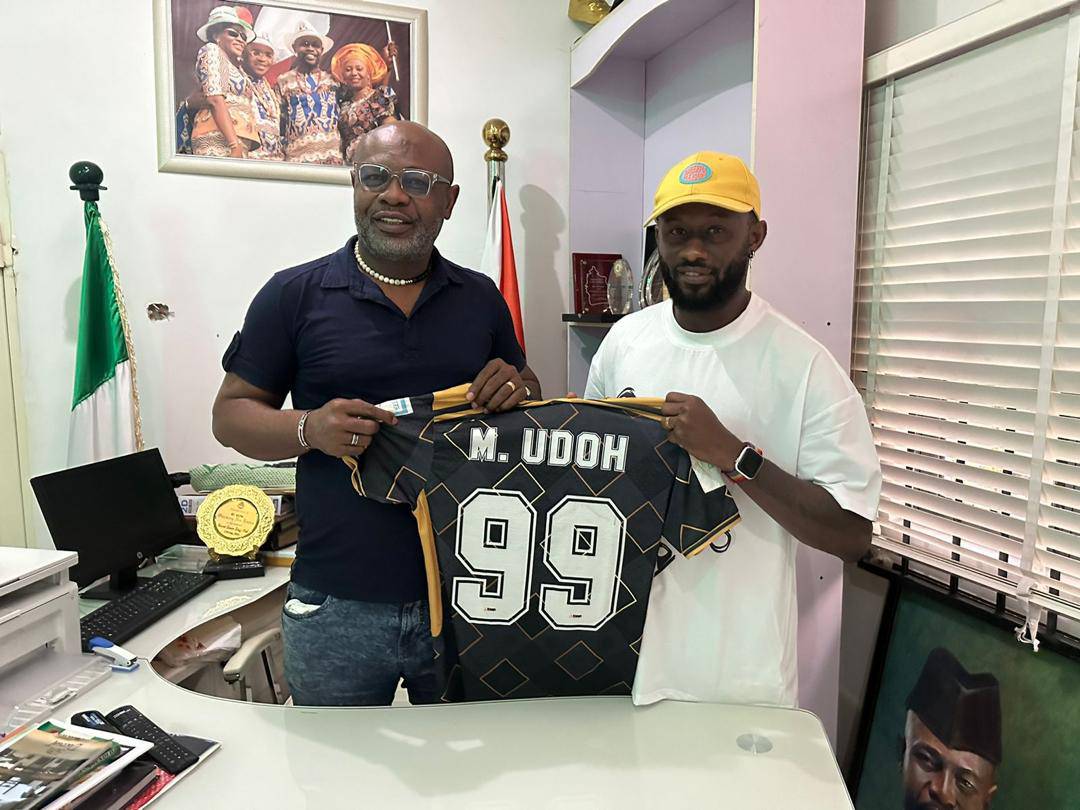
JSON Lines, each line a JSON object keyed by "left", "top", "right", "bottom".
{"left": 585, "top": 152, "right": 881, "bottom": 706}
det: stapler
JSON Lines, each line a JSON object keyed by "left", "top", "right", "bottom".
{"left": 87, "top": 636, "right": 139, "bottom": 671}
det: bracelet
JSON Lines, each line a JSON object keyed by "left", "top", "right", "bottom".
{"left": 297, "top": 410, "right": 312, "bottom": 449}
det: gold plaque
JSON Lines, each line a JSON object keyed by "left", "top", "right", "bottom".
{"left": 196, "top": 485, "right": 275, "bottom": 559}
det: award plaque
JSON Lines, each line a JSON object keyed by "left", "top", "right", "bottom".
{"left": 195, "top": 485, "right": 273, "bottom": 578}
{"left": 572, "top": 252, "right": 620, "bottom": 315}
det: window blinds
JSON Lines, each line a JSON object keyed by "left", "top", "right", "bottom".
{"left": 856, "top": 14, "right": 1080, "bottom": 620}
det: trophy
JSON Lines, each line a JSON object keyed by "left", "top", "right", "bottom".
{"left": 637, "top": 249, "right": 670, "bottom": 309}
{"left": 607, "top": 258, "right": 633, "bottom": 315}
{"left": 195, "top": 485, "right": 275, "bottom": 578}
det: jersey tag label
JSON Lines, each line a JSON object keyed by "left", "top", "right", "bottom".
{"left": 378, "top": 397, "right": 414, "bottom": 417}
{"left": 691, "top": 457, "right": 725, "bottom": 493}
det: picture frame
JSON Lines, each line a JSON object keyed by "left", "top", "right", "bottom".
{"left": 850, "top": 566, "right": 1080, "bottom": 809}
{"left": 153, "top": 0, "right": 427, "bottom": 185}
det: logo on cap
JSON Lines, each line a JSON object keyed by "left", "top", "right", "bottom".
{"left": 679, "top": 162, "right": 712, "bottom": 185}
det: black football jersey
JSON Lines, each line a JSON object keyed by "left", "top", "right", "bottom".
{"left": 343, "top": 385, "right": 740, "bottom": 702}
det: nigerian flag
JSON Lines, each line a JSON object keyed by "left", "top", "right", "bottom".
{"left": 67, "top": 201, "right": 142, "bottom": 467}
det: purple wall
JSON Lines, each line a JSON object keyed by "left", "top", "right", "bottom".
{"left": 753, "top": 0, "right": 868, "bottom": 741}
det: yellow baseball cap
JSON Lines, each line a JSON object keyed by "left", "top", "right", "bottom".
{"left": 645, "top": 151, "right": 761, "bottom": 226}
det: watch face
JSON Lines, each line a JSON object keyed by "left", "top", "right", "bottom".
{"left": 737, "top": 446, "right": 765, "bottom": 479}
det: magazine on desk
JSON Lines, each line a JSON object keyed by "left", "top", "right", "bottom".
{"left": 72, "top": 761, "right": 157, "bottom": 810}
{"left": 118, "top": 734, "right": 219, "bottom": 810}
{"left": 0, "top": 720, "right": 219, "bottom": 810}
{"left": 0, "top": 719, "right": 151, "bottom": 810}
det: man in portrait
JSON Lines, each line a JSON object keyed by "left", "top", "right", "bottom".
{"left": 901, "top": 647, "right": 1002, "bottom": 810}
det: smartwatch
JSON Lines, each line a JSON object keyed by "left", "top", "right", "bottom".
{"left": 725, "top": 443, "right": 764, "bottom": 483}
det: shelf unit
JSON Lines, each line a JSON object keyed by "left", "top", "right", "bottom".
{"left": 567, "top": 0, "right": 751, "bottom": 394}
{"left": 564, "top": 312, "right": 625, "bottom": 395}
{"left": 561, "top": 313, "right": 624, "bottom": 324}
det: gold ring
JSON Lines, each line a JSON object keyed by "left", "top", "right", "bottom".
{"left": 504, "top": 380, "right": 517, "bottom": 391}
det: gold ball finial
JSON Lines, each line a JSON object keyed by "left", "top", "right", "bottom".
{"left": 483, "top": 118, "right": 510, "bottom": 162}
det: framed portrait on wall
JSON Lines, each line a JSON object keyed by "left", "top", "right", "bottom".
{"left": 153, "top": 0, "right": 427, "bottom": 185}
{"left": 850, "top": 572, "right": 1080, "bottom": 810}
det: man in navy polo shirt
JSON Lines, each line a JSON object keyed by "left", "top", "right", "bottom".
{"left": 212, "top": 121, "right": 541, "bottom": 706}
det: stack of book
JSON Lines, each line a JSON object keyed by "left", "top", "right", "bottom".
{"left": 0, "top": 719, "right": 218, "bottom": 809}
{"left": 178, "top": 493, "right": 297, "bottom": 550}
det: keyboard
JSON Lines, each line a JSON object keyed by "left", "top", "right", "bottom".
{"left": 79, "top": 569, "right": 215, "bottom": 651}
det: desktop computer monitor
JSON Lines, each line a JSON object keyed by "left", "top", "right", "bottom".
{"left": 30, "top": 448, "right": 194, "bottom": 597}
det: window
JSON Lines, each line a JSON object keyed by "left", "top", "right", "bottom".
{"left": 856, "top": 14, "right": 1080, "bottom": 620}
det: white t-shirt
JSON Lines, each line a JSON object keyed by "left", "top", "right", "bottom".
{"left": 585, "top": 295, "right": 881, "bottom": 706}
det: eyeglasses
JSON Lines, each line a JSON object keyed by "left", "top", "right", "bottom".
{"left": 222, "top": 27, "right": 244, "bottom": 39}
{"left": 354, "top": 163, "right": 451, "bottom": 198}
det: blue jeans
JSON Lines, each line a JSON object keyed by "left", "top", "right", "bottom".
{"left": 281, "top": 581, "right": 440, "bottom": 706}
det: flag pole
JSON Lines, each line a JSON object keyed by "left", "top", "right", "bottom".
{"left": 68, "top": 161, "right": 144, "bottom": 454}
{"left": 482, "top": 118, "right": 509, "bottom": 215}
{"left": 478, "top": 122, "right": 525, "bottom": 351}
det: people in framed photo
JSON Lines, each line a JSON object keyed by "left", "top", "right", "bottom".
{"left": 155, "top": 0, "right": 427, "bottom": 184}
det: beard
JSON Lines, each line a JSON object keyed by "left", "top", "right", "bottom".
{"left": 659, "top": 251, "right": 750, "bottom": 311}
{"left": 355, "top": 213, "right": 443, "bottom": 264}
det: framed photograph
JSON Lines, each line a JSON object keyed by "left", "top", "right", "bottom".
{"left": 572, "top": 253, "right": 621, "bottom": 316}
{"left": 153, "top": 0, "right": 427, "bottom": 185}
{"left": 851, "top": 572, "right": 1080, "bottom": 809}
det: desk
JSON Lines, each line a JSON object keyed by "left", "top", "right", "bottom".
{"left": 63, "top": 570, "right": 854, "bottom": 809}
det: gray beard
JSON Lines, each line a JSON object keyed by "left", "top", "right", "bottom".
{"left": 355, "top": 215, "right": 442, "bottom": 264}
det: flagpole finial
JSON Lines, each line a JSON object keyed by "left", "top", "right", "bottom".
{"left": 482, "top": 119, "right": 510, "bottom": 163}
{"left": 69, "top": 162, "right": 107, "bottom": 202}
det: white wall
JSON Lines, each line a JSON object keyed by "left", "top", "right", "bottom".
{"left": 864, "top": 0, "right": 998, "bottom": 54}
{"left": 0, "top": 1, "right": 578, "bottom": 544}
{"left": 643, "top": 0, "right": 754, "bottom": 216}
{"left": 569, "top": 56, "right": 647, "bottom": 289}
